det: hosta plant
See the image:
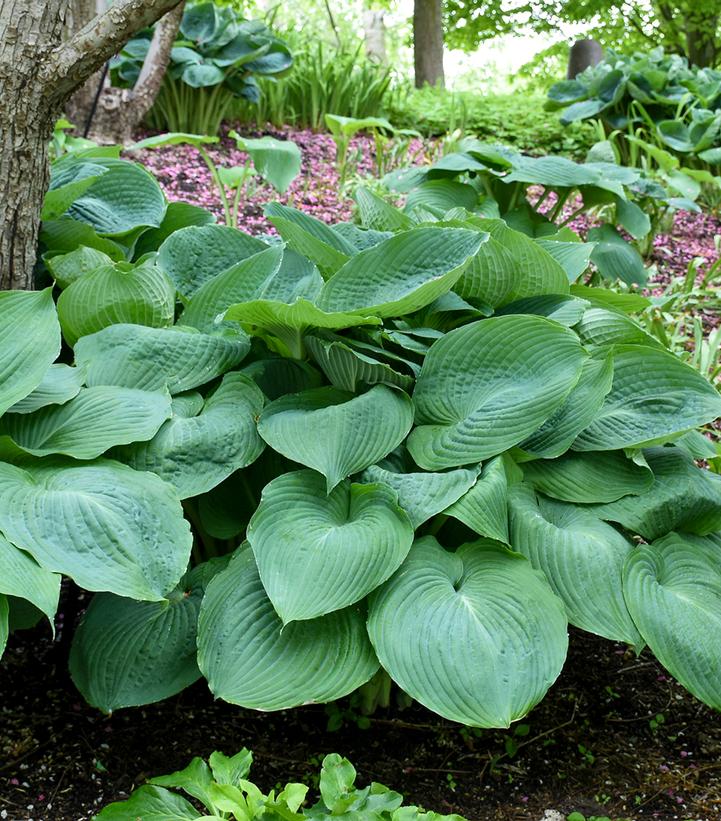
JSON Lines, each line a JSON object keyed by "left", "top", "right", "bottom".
{"left": 381, "top": 138, "right": 678, "bottom": 287}
{"left": 546, "top": 48, "right": 721, "bottom": 189}
{"left": 3, "top": 164, "right": 721, "bottom": 729}
{"left": 96, "top": 748, "right": 465, "bottom": 821}
{"left": 111, "top": 2, "right": 292, "bottom": 133}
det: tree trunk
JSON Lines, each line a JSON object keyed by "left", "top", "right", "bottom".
{"left": 363, "top": 9, "right": 387, "bottom": 64}
{"left": 413, "top": 0, "right": 444, "bottom": 88}
{"left": 686, "top": 14, "right": 719, "bottom": 67}
{"left": 0, "top": 0, "right": 183, "bottom": 290}
{"left": 567, "top": 39, "right": 603, "bottom": 79}
{"left": 88, "top": 1, "right": 185, "bottom": 144}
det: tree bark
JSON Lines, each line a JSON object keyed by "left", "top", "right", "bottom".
{"left": 413, "top": 0, "right": 444, "bottom": 88}
{"left": 0, "top": 0, "right": 183, "bottom": 291}
{"left": 567, "top": 39, "right": 603, "bottom": 79}
{"left": 363, "top": 9, "right": 387, "bottom": 64}
{"left": 85, "top": 2, "right": 185, "bottom": 144}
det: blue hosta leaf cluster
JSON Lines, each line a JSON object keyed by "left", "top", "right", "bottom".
{"left": 3, "top": 149, "right": 721, "bottom": 729}
{"left": 111, "top": 1, "right": 292, "bottom": 103}
{"left": 96, "top": 748, "right": 465, "bottom": 821}
{"left": 382, "top": 137, "right": 700, "bottom": 288}
{"left": 547, "top": 48, "right": 721, "bottom": 166}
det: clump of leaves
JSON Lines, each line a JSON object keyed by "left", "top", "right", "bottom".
{"left": 112, "top": 2, "right": 292, "bottom": 133}
{"left": 96, "top": 748, "right": 462, "bottom": 821}
{"left": 2, "top": 150, "right": 721, "bottom": 729}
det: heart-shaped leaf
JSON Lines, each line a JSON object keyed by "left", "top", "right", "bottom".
{"left": 408, "top": 316, "right": 585, "bottom": 469}
{"left": 197, "top": 548, "right": 379, "bottom": 709}
{"left": 258, "top": 386, "right": 414, "bottom": 492}
{"left": 248, "top": 470, "right": 413, "bottom": 622}
{"left": 367, "top": 537, "right": 568, "bottom": 727}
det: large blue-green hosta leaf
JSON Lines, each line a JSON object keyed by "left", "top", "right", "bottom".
{"left": 57, "top": 260, "right": 176, "bottom": 346}
{"left": 317, "top": 228, "right": 484, "bottom": 318}
{"left": 367, "top": 537, "right": 568, "bottom": 727}
{"left": 0, "top": 386, "right": 171, "bottom": 459}
{"left": 509, "top": 485, "right": 642, "bottom": 648}
{"left": 74, "top": 324, "right": 249, "bottom": 392}
{"left": 592, "top": 446, "right": 721, "bottom": 539}
{"left": 67, "top": 159, "right": 167, "bottom": 237}
{"left": 119, "top": 374, "right": 265, "bottom": 498}
{"left": 257, "top": 385, "right": 414, "bottom": 491}
{"left": 361, "top": 454, "right": 480, "bottom": 529}
{"left": 0, "top": 458, "right": 191, "bottom": 601}
{"left": 574, "top": 345, "right": 721, "bottom": 450}
{"left": 408, "top": 316, "right": 585, "bottom": 469}
{"left": 69, "top": 563, "right": 219, "bottom": 713}
{"left": 0, "top": 535, "right": 60, "bottom": 630}
{"left": 453, "top": 222, "right": 568, "bottom": 308}
{"left": 623, "top": 532, "right": 721, "bottom": 709}
{"left": 443, "top": 455, "right": 510, "bottom": 543}
{"left": 8, "top": 364, "right": 84, "bottom": 415}
{"left": 197, "top": 548, "right": 379, "bottom": 709}
{"left": 180, "top": 246, "right": 322, "bottom": 333}
{"left": 521, "top": 450, "right": 653, "bottom": 504}
{"left": 0, "top": 290, "right": 61, "bottom": 416}
{"left": 158, "top": 224, "right": 268, "bottom": 299}
{"left": 247, "top": 470, "right": 413, "bottom": 623}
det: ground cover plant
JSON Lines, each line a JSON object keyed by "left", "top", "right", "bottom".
{"left": 96, "top": 748, "right": 465, "bottom": 820}
{"left": 2, "top": 145, "right": 721, "bottom": 736}
{"left": 112, "top": 2, "right": 292, "bottom": 134}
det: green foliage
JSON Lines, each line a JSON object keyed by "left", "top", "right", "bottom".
{"left": 236, "top": 40, "right": 395, "bottom": 131}
{"left": 131, "top": 131, "right": 301, "bottom": 226}
{"left": 547, "top": 48, "right": 721, "bottom": 196}
{"left": 389, "top": 88, "right": 595, "bottom": 158}
{"left": 3, "top": 144, "right": 721, "bottom": 729}
{"left": 381, "top": 138, "right": 691, "bottom": 286}
{"left": 112, "top": 2, "right": 292, "bottom": 133}
{"left": 96, "top": 748, "right": 466, "bottom": 821}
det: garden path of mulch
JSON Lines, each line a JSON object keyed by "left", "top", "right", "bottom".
{"left": 2, "top": 624, "right": 720, "bottom": 821}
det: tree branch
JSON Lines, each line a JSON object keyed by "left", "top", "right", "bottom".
{"left": 45, "top": 0, "right": 183, "bottom": 102}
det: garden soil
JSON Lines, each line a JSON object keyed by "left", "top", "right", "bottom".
{"left": 1, "top": 619, "right": 720, "bottom": 821}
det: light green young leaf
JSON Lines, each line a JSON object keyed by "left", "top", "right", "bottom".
{"left": 208, "top": 749, "right": 253, "bottom": 786}
{"left": 368, "top": 537, "right": 568, "bottom": 727}
{"left": 230, "top": 132, "right": 302, "bottom": 194}
{"left": 257, "top": 385, "right": 414, "bottom": 492}
{"left": 224, "top": 299, "right": 380, "bottom": 359}
{"left": 408, "top": 316, "right": 585, "bottom": 469}
{"left": 197, "top": 548, "right": 379, "bottom": 709}
{"left": 248, "top": 470, "right": 414, "bottom": 622}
